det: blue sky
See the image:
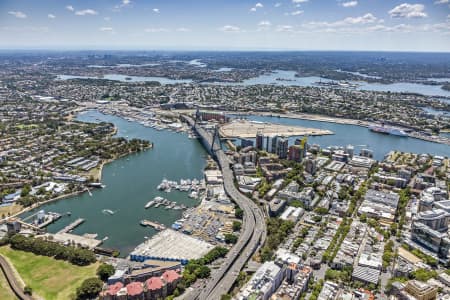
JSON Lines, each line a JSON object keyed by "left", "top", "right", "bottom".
{"left": 0, "top": 0, "right": 449, "bottom": 51}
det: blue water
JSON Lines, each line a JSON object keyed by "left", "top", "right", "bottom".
{"left": 236, "top": 115, "right": 450, "bottom": 161}
{"left": 57, "top": 74, "right": 192, "bottom": 85}
{"left": 57, "top": 70, "right": 450, "bottom": 98}
{"left": 20, "top": 111, "right": 207, "bottom": 255}
{"left": 229, "top": 70, "right": 450, "bottom": 98}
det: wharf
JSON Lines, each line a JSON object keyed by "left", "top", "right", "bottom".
{"left": 140, "top": 220, "right": 166, "bottom": 231}
{"left": 57, "top": 218, "right": 85, "bottom": 234}
{"left": 37, "top": 212, "right": 61, "bottom": 228}
{"left": 220, "top": 119, "right": 333, "bottom": 138}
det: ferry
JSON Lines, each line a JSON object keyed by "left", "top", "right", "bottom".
{"left": 369, "top": 125, "right": 408, "bottom": 137}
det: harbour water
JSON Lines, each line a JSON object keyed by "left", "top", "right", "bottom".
{"left": 235, "top": 115, "right": 450, "bottom": 161}
{"left": 19, "top": 110, "right": 448, "bottom": 255}
{"left": 233, "top": 70, "right": 450, "bottom": 98}
{"left": 57, "top": 74, "right": 192, "bottom": 85}
{"left": 57, "top": 70, "right": 450, "bottom": 98}
{"left": 20, "top": 111, "right": 207, "bottom": 255}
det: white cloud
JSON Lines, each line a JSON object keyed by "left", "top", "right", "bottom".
{"left": 114, "top": 0, "right": 132, "bottom": 10}
{"left": 291, "top": 10, "right": 304, "bottom": 16}
{"left": 66, "top": 5, "right": 75, "bottom": 12}
{"left": 176, "top": 27, "right": 191, "bottom": 32}
{"left": 275, "top": 2, "right": 282, "bottom": 7}
{"left": 8, "top": 11, "right": 27, "bottom": 19}
{"left": 434, "top": 0, "right": 448, "bottom": 4}
{"left": 292, "top": 0, "right": 308, "bottom": 3}
{"left": 276, "top": 25, "right": 294, "bottom": 32}
{"left": 152, "top": 8, "right": 160, "bottom": 13}
{"left": 257, "top": 20, "right": 272, "bottom": 30}
{"left": 258, "top": 21, "right": 271, "bottom": 26}
{"left": 341, "top": 1, "right": 358, "bottom": 8}
{"left": 48, "top": 14, "right": 56, "bottom": 19}
{"left": 388, "top": 3, "right": 427, "bottom": 18}
{"left": 75, "top": 9, "right": 98, "bottom": 16}
{"left": 145, "top": 27, "right": 168, "bottom": 33}
{"left": 250, "top": 3, "right": 264, "bottom": 12}
{"left": 99, "top": 27, "right": 114, "bottom": 32}
{"left": 302, "top": 13, "right": 379, "bottom": 32}
{"left": 343, "top": 13, "right": 377, "bottom": 24}
{"left": 219, "top": 25, "right": 241, "bottom": 32}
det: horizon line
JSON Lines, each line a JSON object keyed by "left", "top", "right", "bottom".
{"left": 0, "top": 48, "right": 450, "bottom": 54}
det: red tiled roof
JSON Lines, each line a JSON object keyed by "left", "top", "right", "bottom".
{"left": 109, "top": 282, "right": 124, "bottom": 295}
{"left": 162, "top": 270, "right": 181, "bottom": 284}
{"left": 126, "top": 282, "right": 143, "bottom": 296}
{"left": 146, "top": 276, "right": 163, "bottom": 291}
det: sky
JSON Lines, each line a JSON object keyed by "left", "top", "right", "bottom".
{"left": 0, "top": 0, "right": 449, "bottom": 52}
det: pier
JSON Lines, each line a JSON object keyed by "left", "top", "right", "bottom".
{"left": 36, "top": 212, "right": 61, "bottom": 228}
{"left": 140, "top": 220, "right": 166, "bottom": 231}
{"left": 57, "top": 218, "right": 85, "bottom": 234}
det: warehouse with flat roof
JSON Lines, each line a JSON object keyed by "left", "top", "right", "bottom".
{"left": 130, "top": 229, "right": 214, "bottom": 264}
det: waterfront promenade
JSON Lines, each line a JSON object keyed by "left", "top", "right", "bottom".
{"left": 182, "top": 115, "right": 267, "bottom": 300}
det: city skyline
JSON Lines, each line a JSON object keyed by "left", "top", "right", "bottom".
{"left": 0, "top": 0, "right": 449, "bottom": 51}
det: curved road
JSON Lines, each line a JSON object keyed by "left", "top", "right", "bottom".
{"left": 0, "top": 255, "right": 33, "bottom": 300}
{"left": 182, "top": 116, "right": 267, "bottom": 300}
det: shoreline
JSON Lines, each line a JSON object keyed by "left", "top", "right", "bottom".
{"left": 174, "top": 109, "right": 450, "bottom": 146}
{"left": 0, "top": 119, "right": 153, "bottom": 225}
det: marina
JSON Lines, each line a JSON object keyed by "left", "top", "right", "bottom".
{"left": 19, "top": 110, "right": 207, "bottom": 255}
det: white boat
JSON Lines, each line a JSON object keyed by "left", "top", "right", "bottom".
{"left": 189, "top": 191, "right": 198, "bottom": 199}
{"left": 145, "top": 200, "right": 155, "bottom": 209}
{"left": 102, "top": 209, "right": 115, "bottom": 215}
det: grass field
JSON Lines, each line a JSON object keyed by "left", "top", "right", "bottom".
{"left": 0, "top": 246, "right": 99, "bottom": 300}
{"left": 0, "top": 203, "right": 24, "bottom": 219}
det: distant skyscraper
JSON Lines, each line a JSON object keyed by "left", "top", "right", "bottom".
{"left": 360, "top": 148, "right": 373, "bottom": 158}
{"left": 271, "top": 136, "right": 279, "bottom": 154}
{"left": 345, "top": 145, "right": 354, "bottom": 158}
{"left": 305, "top": 158, "right": 317, "bottom": 175}
{"left": 256, "top": 131, "right": 264, "bottom": 151}
{"left": 277, "top": 137, "right": 288, "bottom": 159}
{"left": 288, "top": 145, "right": 304, "bottom": 162}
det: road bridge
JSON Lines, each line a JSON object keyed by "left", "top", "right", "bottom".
{"left": 181, "top": 115, "right": 267, "bottom": 300}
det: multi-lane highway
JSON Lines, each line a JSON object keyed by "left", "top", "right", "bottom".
{"left": 182, "top": 116, "right": 267, "bottom": 300}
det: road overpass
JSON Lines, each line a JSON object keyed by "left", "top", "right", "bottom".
{"left": 182, "top": 116, "right": 267, "bottom": 300}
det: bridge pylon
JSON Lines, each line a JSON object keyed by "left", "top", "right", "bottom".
{"left": 211, "top": 125, "right": 222, "bottom": 153}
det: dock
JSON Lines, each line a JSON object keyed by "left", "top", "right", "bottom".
{"left": 140, "top": 220, "right": 166, "bottom": 231}
{"left": 57, "top": 218, "right": 85, "bottom": 234}
{"left": 37, "top": 212, "right": 61, "bottom": 228}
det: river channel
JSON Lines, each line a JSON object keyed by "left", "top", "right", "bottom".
{"left": 20, "top": 110, "right": 207, "bottom": 256}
